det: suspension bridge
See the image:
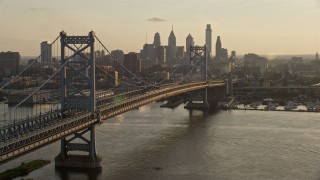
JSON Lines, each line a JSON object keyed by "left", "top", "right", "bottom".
{"left": 0, "top": 31, "right": 226, "bottom": 168}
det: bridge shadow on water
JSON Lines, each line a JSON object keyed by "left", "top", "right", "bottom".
{"left": 55, "top": 166, "right": 102, "bottom": 180}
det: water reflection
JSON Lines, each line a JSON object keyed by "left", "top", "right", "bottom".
{"left": 55, "top": 167, "right": 102, "bottom": 180}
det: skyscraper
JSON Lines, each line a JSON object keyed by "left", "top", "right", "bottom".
{"left": 206, "top": 24, "right": 212, "bottom": 58}
{"left": 123, "top": 52, "right": 141, "bottom": 75}
{"left": 221, "top": 48, "right": 228, "bottom": 60}
{"left": 153, "top": 32, "right": 161, "bottom": 48}
{"left": 186, "top": 34, "right": 194, "bottom": 57}
{"left": 316, "top": 52, "right": 319, "bottom": 61}
{"left": 215, "top": 36, "right": 222, "bottom": 61}
{"left": 41, "top": 41, "right": 52, "bottom": 63}
{"left": 167, "top": 27, "right": 177, "bottom": 66}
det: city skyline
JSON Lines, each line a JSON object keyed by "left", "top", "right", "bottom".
{"left": 0, "top": 0, "right": 319, "bottom": 56}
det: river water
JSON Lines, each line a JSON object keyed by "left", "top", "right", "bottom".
{"left": 2, "top": 102, "right": 320, "bottom": 180}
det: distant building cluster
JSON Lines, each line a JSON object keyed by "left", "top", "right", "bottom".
{"left": 140, "top": 27, "right": 186, "bottom": 68}
{"left": 1, "top": 24, "right": 319, "bottom": 92}
{"left": 243, "top": 53, "right": 268, "bottom": 74}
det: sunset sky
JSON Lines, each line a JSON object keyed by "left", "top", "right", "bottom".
{"left": 0, "top": 0, "right": 319, "bottom": 56}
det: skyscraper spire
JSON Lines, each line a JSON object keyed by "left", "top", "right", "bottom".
{"left": 186, "top": 34, "right": 194, "bottom": 59}
{"left": 153, "top": 32, "right": 161, "bottom": 48}
{"left": 216, "top": 36, "right": 222, "bottom": 61}
{"left": 168, "top": 27, "right": 177, "bottom": 66}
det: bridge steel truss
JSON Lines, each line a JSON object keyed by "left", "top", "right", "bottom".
{"left": 56, "top": 31, "right": 101, "bottom": 168}
{"left": 0, "top": 81, "right": 224, "bottom": 165}
{"left": 186, "top": 45, "right": 209, "bottom": 109}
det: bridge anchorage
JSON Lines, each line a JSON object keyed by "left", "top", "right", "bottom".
{"left": 54, "top": 31, "right": 101, "bottom": 168}
{"left": 184, "top": 45, "right": 209, "bottom": 110}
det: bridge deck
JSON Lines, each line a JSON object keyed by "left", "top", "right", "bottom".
{"left": 0, "top": 81, "right": 224, "bottom": 164}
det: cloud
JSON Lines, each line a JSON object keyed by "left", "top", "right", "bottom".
{"left": 147, "top": 17, "right": 165, "bottom": 22}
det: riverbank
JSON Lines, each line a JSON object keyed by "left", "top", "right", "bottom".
{"left": 233, "top": 108, "right": 316, "bottom": 113}
{"left": 0, "top": 160, "right": 50, "bottom": 180}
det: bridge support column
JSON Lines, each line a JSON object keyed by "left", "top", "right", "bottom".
{"left": 185, "top": 45, "right": 209, "bottom": 110}
{"left": 184, "top": 88, "right": 210, "bottom": 110}
{"left": 55, "top": 125, "right": 102, "bottom": 168}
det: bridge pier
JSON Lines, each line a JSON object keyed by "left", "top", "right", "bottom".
{"left": 55, "top": 125, "right": 102, "bottom": 168}
{"left": 207, "top": 86, "right": 226, "bottom": 108}
{"left": 184, "top": 88, "right": 210, "bottom": 110}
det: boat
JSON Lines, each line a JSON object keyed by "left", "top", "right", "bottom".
{"left": 284, "top": 101, "right": 297, "bottom": 111}
{"left": 306, "top": 102, "right": 314, "bottom": 111}
{"left": 265, "top": 103, "right": 276, "bottom": 111}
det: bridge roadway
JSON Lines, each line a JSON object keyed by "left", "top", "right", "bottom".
{"left": 0, "top": 81, "right": 224, "bottom": 164}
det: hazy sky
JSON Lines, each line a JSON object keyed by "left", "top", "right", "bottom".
{"left": 0, "top": 0, "right": 319, "bottom": 56}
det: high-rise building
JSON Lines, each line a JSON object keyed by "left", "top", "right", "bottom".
{"left": 140, "top": 44, "right": 156, "bottom": 68}
{"left": 244, "top": 53, "right": 268, "bottom": 74}
{"left": 316, "top": 52, "right": 319, "bottom": 61}
{"left": 0, "top": 51, "right": 20, "bottom": 76}
{"left": 158, "top": 46, "right": 166, "bottom": 66}
{"left": 167, "top": 27, "right": 177, "bottom": 66}
{"left": 123, "top": 52, "right": 141, "bottom": 75}
{"left": 230, "top": 51, "right": 236, "bottom": 62}
{"left": 153, "top": 32, "right": 161, "bottom": 48}
{"left": 176, "top": 46, "right": 184, "bottom": 58}
{"left": 186, "top": 34, "right": 194, "bottom": 57}
{"left": 111, "top": 49, "right": 125, "bottom": 75}
{"left": 206, "top": 24, "right": 212, "bottom": 58}
{"left": 221, "top": 48, "right": 228, "bottom": 60}
{"left": 41, "top": 41, "right": 52, "bottom": 63}
{"left": 215, "top": 36, "right": 222, "bottom": 61}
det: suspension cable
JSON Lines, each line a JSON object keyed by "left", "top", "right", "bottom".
{"left": 94, "top": 35, "right": 156, "bottom": 87}
{"left": 0, "top": 35, "right": 61, "bottom": 90}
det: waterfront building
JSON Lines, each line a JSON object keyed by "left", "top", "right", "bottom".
{"left": 0, "top": 51, "right": 20, "bottom": 77}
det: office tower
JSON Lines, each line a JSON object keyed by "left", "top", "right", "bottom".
{"left": 141, "top": 44, "right": 156, "bottom": 68}
{"left": 167, "top": 27, "right": 177, "bottom": 66}
{"left": 176, "top": 46, "right": 184, "bottom": 58}
{"left": 244, "top": 53, "right": 268, "bottom": 74}
{"left": 153, "top": 32, "right": 161, "bottom": 48}
{"left": 0, "top": 51, "right": 20, "bottom": 76}
{"left": 123, "top": 52, "right": 141, "bottom": 75}
{"left": 158, "top": 46, "right": 166, "bottom": 66}
{"left": 230, "top": 51, "right": 236, "bottom": 62}
{"left": 206, "top": 24, "right": 212, "bottom": 58}
{"left": 186, "top": 34, "right": 194, "bottom": 57}
{"left": 215, "top": 36, "right": 222, "bottom": 61}
{"left": 221, "top": 48, "right": 228, "bottom": 60}
{"left": 41, "top": 41, "right": 52, "bottom": 63}
{"left": 111, "top": 49, "right": 125, "bottom": 75}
